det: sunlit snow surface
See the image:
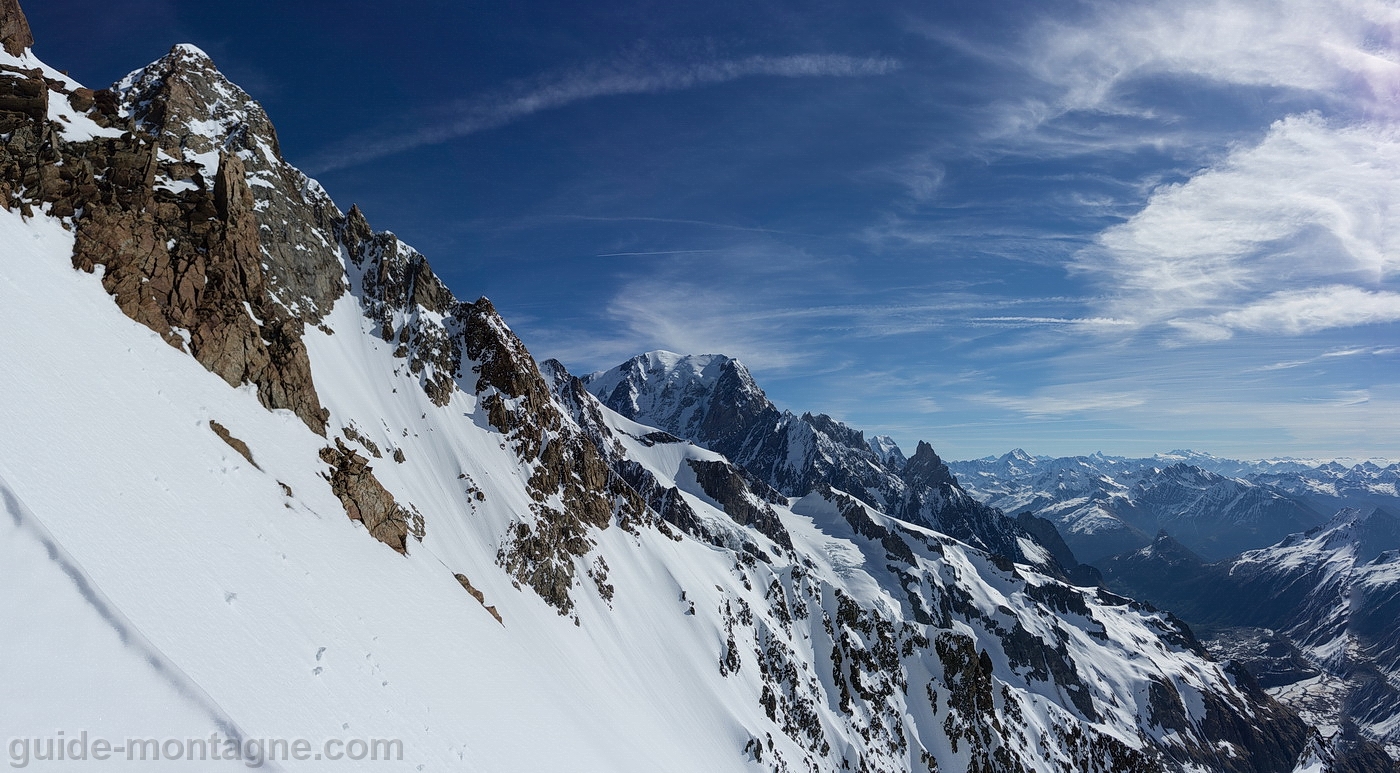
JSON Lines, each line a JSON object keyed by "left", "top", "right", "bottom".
{"left": 0, "top": 207, "right": 794, "bottom": 770}
{"left": 0, "top": 204, "right": 1270, "bottom": 770}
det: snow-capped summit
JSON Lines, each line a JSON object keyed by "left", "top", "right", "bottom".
{"left": 584, "top": 351, "right": 763, "bottom": 447}
{"left": 866, "top": 434, "right": 905, "bottom": 467}
{"left": 586, "top": 352, "right": 1076, "bottom": 571}
{"left": 1004, "top": 447, "right": 1036, "bottom": 462}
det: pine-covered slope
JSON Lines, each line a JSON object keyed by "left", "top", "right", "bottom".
{"left": 0, "top": 5, "right": 1320, "bottom": 771}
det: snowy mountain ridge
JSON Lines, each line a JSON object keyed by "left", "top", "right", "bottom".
{"left": 945, "top": 449, "right": 1400, "bottom": 563}
{"left": 1098, "top": 508, "right": 1400, "bottom": 768}
{"left": 583, "top": 351, "right": 1081, "bottom": 576}
{"left": 0, "top": 3, "right": 1339, "bottom": 771}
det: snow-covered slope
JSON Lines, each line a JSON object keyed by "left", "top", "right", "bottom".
{"left": 0, "top": 5, "right": 1324, "bottom": 771}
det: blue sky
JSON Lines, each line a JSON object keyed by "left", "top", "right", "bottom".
{"left": 29, "top": 0, "right": 1400, "bottom": 460}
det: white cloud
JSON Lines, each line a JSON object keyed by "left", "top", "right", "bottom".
{"left": 1075, "top": 114, "right": 1400, "bottom": 335}
{"left": 1214, "top": 286, "right": 1400, "bottom": 334}
{"left": 946, "top": 0, "right": 1400, "bottom": 161}
{"left": 601, "top": 280, "right": 811, "bottom": 372}
{"left": 863, "top": 151, "right": 947, "bottom": 203}
{"left": 1027, "top": 0, "right": 1400, "bottom": 117}
{"left": 310, "top": 53, "right": 899, "bottom": 172}
{"left": 971, "top": 389, "right": 1147, "bottom": 418}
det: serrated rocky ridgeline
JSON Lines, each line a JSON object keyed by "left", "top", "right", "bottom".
{"left": 0, "top": 19, "right": 650, "bottom": 577}
{"left": 582, "top": 351, "right": 1085, "bottom": 577}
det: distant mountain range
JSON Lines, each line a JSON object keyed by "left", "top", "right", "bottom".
{"left": 1098, "top": 508, "right": 1400, "bottom": 767}
{"left": 948, "top": 450, "right": 1400, "bottom": 563}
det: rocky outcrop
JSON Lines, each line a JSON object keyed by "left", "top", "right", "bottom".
{"left": 454, "top": 574, "right": 503, "bottom": 625}
{"left": 1, "top": 0, "right": 32, "bottom": 57}
{"left": 75, "top": 149, "right": 328, "bottom": 433}
{"left": 687, "top": 459, "right": 793, "bottom": 552}
{"left": 337, "top": 205, "right": 461, "bottom": 405}
{"left": 209, "top": 420, "right": 257, "bottom": 468}
{"left": 901, "top": 441, "right": 957, "bottom": 489}
{"left": 895, "top": 441, "right": 1056, "bottom": 570}
{"left": 116, "top": 44, "right": 347, "bottom": 321}
{"left": 461, "top": 302, "right": 656, "bottom": 615}
{"left": 73, "top": 147, "right": 328, "bottom": 433}
{"left": 0, "top": 65, "right": 47, "bottom": 209}
{"left": 0, "top": 42, "right": 331, "bottom": 434}
{"left": 320, "top": 439, "right": 423, "bottom": 554}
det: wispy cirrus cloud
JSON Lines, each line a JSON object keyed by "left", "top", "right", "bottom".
{"left": 1021, "top": 0, "right": 1400, "bottom": 128}
{"left": 1016, "top": 0, "right": 1400, "bottom": 345}
{"left": 1075, "top": 114, "right": 1400, "bottom": 337}
{"left": 969, "top": 389, "right": 1148, "bottom": 418}
{"left": 1212, "top": 287, "right": 1400, "bottom": 336}
{"left": 308, "top": 52, "right": 899, "bottom": 173}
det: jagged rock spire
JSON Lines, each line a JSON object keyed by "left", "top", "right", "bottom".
{"left": 1, "top": 0, "right": 32, "bottom": 57}
{"left": 901, "top": 440, "right": 957, "bottom": 489}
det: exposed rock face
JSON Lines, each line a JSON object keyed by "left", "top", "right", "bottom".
{"left": 894, "top": 440, "right": 1037, "bottom": 563}
{"left": 0, "top": 44, "right": 331, "bottom": 434}
{"left": 116, "top": 44, "right": 347, "bottom": 320}
{"left": 456, "top": 303, "right": 655, "bottom": 615}
{"left": 0, "top": 64, "right": 49, "bottom": 208}
{"left": 902, "top": 441, "right": 956, "bottom": 489}
{"left": 0, "top": 0, "right": 32, "bottom": 57}
{"left": 337, "top": 205, "right": 461, "bottom": 405}
{"left": 337, "top": 214, "right": 610, "bottom": 555}
{"left": 687, "top": 459, "right": 793, "bottom": 552}
{"left": 73, "top": 149, "right": 329, "bottom": 433}
{"left": 320, "top": 439, "right": 423, "bottom": 554}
